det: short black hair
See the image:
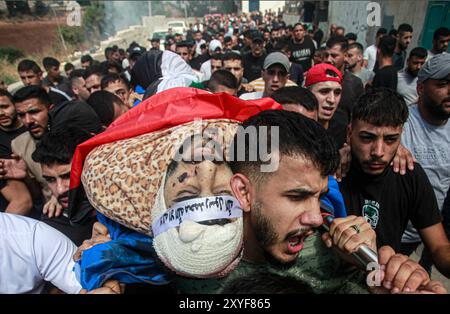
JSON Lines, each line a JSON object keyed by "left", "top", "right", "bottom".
{"left": 326, "top": 35, "right": 348, "bottom": 52}
{"left": 42, "top": 57, "right": 60, "bottom": 70}
{"left": 376, "top": 27, "right": 387, "bottom": 37}
{"left": 351, "top": 88, "right": 408, "bottom": 127}
{"left": 293, "top": 22, "right": 306, "bottom": 30}
{"left": 388, "top": 29, "right": 398, "bottom": 37}
{"left": 13, "top": 85, "right": 51, "bottom": 106}
{"left": 378, "top": 35, "right": 396, "bottom": 57}
{"left": 397, "top": 23, "right": 413, "bottom": 36}
{"left": 222, "top": 52, "right": 243, "bottom": 65}
{"left": 228, "top": 110, "right": 339, "bottom": 181}
{"left": 345, "top": 32, "right": 357, "bottom": 41}
{"left": 101, "top": 73, "right": 130, "bottom": 90}
{"left": 271, "top": 86, "right": 318, "bottom": 112}
{"left": 208, "top": 69, "right": 238, "bottom": 92}
{"left": 408, "top": 47, "right": 427, "bottom": 59}
{"left": 69, "top": 69, "right": 85, "bottom": 80}
{"left": 69, "top": 69, "right": 86, "bottom": 88}
{"left": 433, "top": 27, "right": 450, "bottom": 40}
{"left": 211, "top": 53, "right": 223, "bottom": 61}
{"left": 64, "top": 63, "right": 75, "bottom": 72}
{"left": 32, "top": 126, "right": 93, "bottom": 166}
{"left": 83, "top": 64, "right": 105, "bottom": 80}
{"left": 348, "top": 42, "right": 364, "bottom": 53}
{"left": 0, "top": 89, "right": 14, "bottom": 103}
{"left": 86, "top": 90, "right": 121, "bottom": 127}
{"left": 17, "top": 59, "right": 42, "bottom": 74}
{"left": 81, "top": 54, "right": 94, "bottom": 64}
{"left": 274, "top": 38, "right": 289, "bottom": 51}
{"left": 102, "top": 60, "right": 123, "bottom": 74}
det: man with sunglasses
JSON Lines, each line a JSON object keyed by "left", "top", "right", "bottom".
{"left": 240, "top": 52, "right": 290, "bottom": 100}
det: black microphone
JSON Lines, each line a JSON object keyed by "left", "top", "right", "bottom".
{"left": 320, "top": 202, "right": 379, "bottom": 269}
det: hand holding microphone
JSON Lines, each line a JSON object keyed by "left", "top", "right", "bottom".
{"left": 320, "top": 204, "right": 379, "bottom": 270}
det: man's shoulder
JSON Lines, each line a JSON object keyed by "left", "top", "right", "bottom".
{"left": 11, "top": 132, "right": 33, "bottom": 152}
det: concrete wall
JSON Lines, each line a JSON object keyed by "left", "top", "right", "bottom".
{"left": 328, "top": 0, "right": 429, "bottom": 50}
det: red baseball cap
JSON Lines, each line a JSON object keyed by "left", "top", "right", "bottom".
{"left": 305, "top": 63, "right": 343, "bottom": 87}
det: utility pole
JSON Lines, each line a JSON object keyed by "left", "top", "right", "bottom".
{"left": 148, "top": 0, "right": 152, "bottom": 16}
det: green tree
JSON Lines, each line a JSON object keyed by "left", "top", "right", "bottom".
{"left": 82, "top": 1, "right": 107, "bottom": 40}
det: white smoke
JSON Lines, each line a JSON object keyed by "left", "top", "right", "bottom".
{"left": 103, "top": 1, "right": 149, "bottom": 36}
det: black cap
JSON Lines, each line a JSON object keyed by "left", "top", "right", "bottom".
{"left": 150, "top": 38, "right": 160, "bottom": 43}
{"left": 252, "top": 34, "right": 264, "bottom": 43}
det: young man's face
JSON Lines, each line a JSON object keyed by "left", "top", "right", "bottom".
{"left": 262, "top": 64, "right": 289, "bottom": 96}
{"left": 397, "top": 32, "right": 413, "bottom": 50}
{"left": 42, "top": 162, "right": 72, "bottom": 210}
{"left": 176, "top": 46, "right": 191, "bottom": 62}
{"left": 15, "top": 98, "right": 49, "bottom": 139}
{"left": 194, "top": 32, "right": 202, "bottom": 41}
{"left": 223, "top": 59, "right": 244, "bottom": 84}
{"left": 19, "top": 70, "right": 42, "bottom": 86}
{"left": 233, "top": 154, "right": 327, "bottom": 264}
{"left": 293, "top": 25, "right": 305, "bottom": 42}
{"left": 348, "top": 120, "right": 402, "bottom": 176}
{"left": 251, "top": 41, "right": 263, "bottom": 57}
{"left": 420, "top": 75, "right": 450, "bottom": 120}
{"left": 406, "top": 55, "right": 426, "bottom": 77}
{"left": 81, "top": 61, "right": 91, "bottom": 70}
{"left": 211, "top": 59, "right": 223, "bottom": 73}
{"left": 151, "top": 41, "right": 160, "bottom": 49}
{"left": 110, "top": 51, "right": 121, "bottom": 63}
{"left": 345, "top": 47, "right": 362, "bottom": 70}
{"left": 47, "top": 66, "right": 60, "bottom": 79}
{"left": 104, "top": 80, "right": 131, "bottom": 106}
{"left": 433, "top": 35, "right": 450, "bottom": 53}
{"left": 72, "top": 77, "right": 90, "bottom": 102}
{"left": 309, "top": 81, "right": 342, "bottom": 125}
{"left": 85, "top": 74, "right": 102, "bottom": 94}
{"left": 326, "top": 44, "right": 345, "bottom": 72}
{"left": 0, "top": 96, "right": 18, "bottom": 129}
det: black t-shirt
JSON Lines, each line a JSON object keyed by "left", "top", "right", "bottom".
{"left": 242, "top": 52, "right": 266, "bottom": 82}
{"left": 372, "top": 65, "right": 398, "bottom": 91}
{"left": 288, "top": 37, "right": 316, "bottom": 71}
{"left": 339, "top": 162, "right": 442, "bottom": 252}
{"left": 328, "top": 71, "right": 364, "bottom": 149}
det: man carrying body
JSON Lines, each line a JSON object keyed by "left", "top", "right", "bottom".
{"left": 339, "top": 87, "right": 450, "bottom": 278}
{"left": 0, "top": 89, "right": 32, "bottom": 216}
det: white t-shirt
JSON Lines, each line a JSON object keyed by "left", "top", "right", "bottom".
{"left": 239, "top": 91, "right": 264, "bottom": 100}
{"left": 0, "top": 213, "right": 82, "bottom": 294}
{"left": 200, "top": 60, "right": 212, "bottom": 81}
{"left": 401, "top": 105, "right": 450, "bottom": 243}
{"left": 363, "top": 44, "right": 377, "bottom": 71}
{"left": 397, "top": 69, "right": 418, "bottom": 106}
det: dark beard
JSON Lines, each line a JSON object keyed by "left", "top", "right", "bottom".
{"left": 253, "top": 202, "right": 278, "bottom": 248}
{"left": 424, "top": 94, "right": 450, "bottom": 121}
